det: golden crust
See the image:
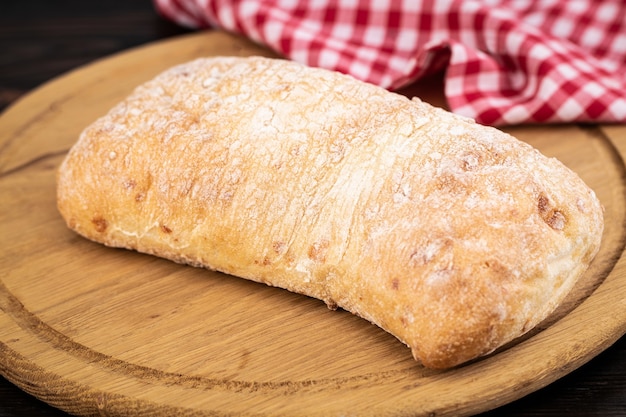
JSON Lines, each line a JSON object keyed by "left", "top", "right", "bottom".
{"left": 56, "top": 56, "right": 604, "bottom": 369}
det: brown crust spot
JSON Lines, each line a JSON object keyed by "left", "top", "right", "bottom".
{"left": 254, "top": 256, "right": 272, "bottom": 266}
{"left": 538, "top": 193, "right": 566, "bottom": 231}
{"left": 161, "top": 225, "right": 172, "bottom": 234}
{"left": 308, "top": 239, "right": 329, "bottom": 262}
{"left": 272, "top": 240, "right": 286, "bottom": 254}
{"left": 538, "top": 194, "right": 550, "bottom": 215}
{"left": 91, "top": 217, "right": 108, "bottom": 233}
{"left": 546, "top": 211, "right": 566, "bottom": 230}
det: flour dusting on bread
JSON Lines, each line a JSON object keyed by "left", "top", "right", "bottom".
{"left": 57, "top": 56, "right": 603, "bottom": 369}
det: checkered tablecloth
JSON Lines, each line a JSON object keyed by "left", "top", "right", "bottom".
{"left": 154, "top": 0, "right": 626, "bottom": 126}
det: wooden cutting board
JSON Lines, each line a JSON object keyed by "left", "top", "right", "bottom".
{"left": 1, "top": 31, "right": 625, "bottom": 417}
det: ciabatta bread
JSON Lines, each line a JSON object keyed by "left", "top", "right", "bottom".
{"left": 57, "top": 56, "right": 604, "bottom": 369}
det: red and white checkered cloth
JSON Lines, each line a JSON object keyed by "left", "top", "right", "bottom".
{"left": 154, "top": 0, "right": 626, "bottom": 126}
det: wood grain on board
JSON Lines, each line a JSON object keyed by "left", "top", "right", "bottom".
{"left": 1, "top": 31, "right": 625, "bottom": 417}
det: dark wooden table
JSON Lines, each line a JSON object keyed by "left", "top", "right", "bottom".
{"left": 1, "top": 1, "right": 625, "bottom": 416}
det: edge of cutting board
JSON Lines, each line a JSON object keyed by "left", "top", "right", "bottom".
{"left": 1, "top": 31, "right": 625, "bottom": 417}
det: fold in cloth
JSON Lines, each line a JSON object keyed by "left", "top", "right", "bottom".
{"left": 154, "top": 0, "right": 626, "bottom": 126}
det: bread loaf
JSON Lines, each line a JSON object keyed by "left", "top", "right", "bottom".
{"left": 57, "top": 56, "right": 604, "bottom": 369}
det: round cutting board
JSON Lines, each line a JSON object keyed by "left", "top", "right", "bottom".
{"left": 1, "top": 31, "right": 625, "bottom": 417}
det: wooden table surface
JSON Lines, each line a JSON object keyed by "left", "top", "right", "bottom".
{"left": 1, "top": 1, "right": 624, "bottom": 416}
